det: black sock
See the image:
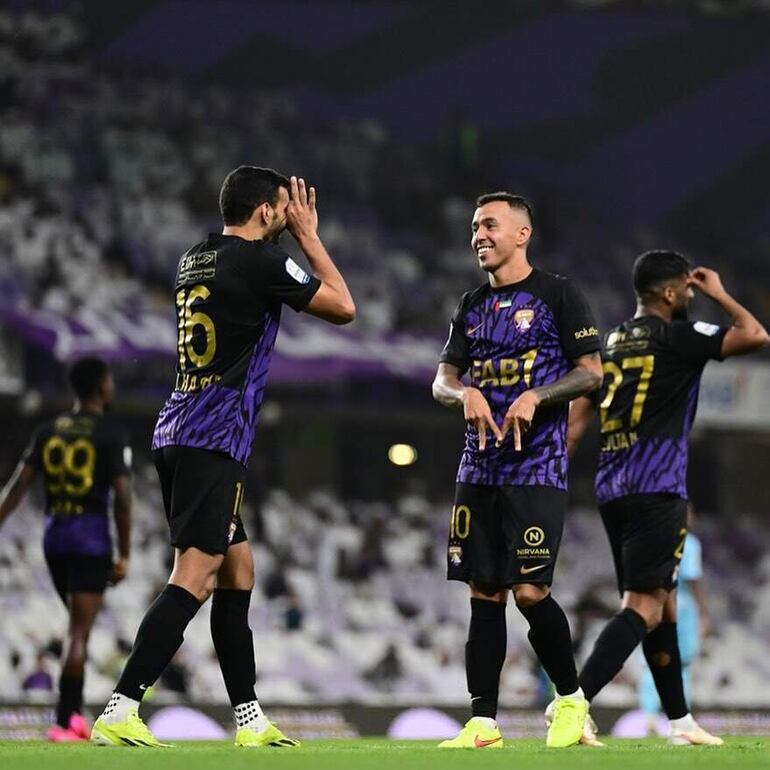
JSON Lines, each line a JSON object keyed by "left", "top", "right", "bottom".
{"left": 57, "top": 674, "right": 83, "bottom": 727}
{"left": 578, "top": 608, "right": 647, "bottom": 701}
{"left": 210, "top": 589, "right": 257, "bottom": 706}
{"left": 116, "top": 584, "right": 201, "bottom": 701}
{"left": 643, "top": 622, "right": 688, "bottom": 719}
{"left": 466, "top": 598, "right": 507, "bottom": 718}
{"left": 518, "top": 594, "right": 579, "bottom": 696}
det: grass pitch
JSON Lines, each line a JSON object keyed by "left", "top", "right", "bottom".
{"left": 1, "top": 737, "right": 768, "bottom": 770}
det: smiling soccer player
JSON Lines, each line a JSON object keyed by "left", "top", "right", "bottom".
{"left": 432, "top": 192, "right": 602, "bottom": 748}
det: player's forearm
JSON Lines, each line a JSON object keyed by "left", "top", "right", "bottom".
{"left": 712, "top": 290, "right": 769, "bottom": 348}
{"left": 690, "top": 578, "right": 709, "bottom": 618}
{"left": 532, "top": 365, "right": 602, "bottom": 407}
{"left": 297, "top": 233, "right": 355, "bottom": 319}
{"left": 567, "top": 397, "right": 596, "bottom": 458}
{"left": 432, "top": 375, "right": 467, "bottom": 409}
{"left": 112, "top": 480, "right": 132, "bottom": 558}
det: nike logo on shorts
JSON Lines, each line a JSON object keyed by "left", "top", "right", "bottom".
{"left": 520, "top": 563, "right": 548, "bottom": 575}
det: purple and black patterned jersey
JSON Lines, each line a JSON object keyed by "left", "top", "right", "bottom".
{"left": 23, "top": 411, "right": 131, "bottom": 556}
{"left": 152, "top": 234, "right": 320, "bottom": 466}
{"left": 594, "top": 315, "right": 727, "bottom": 504}
{"left": 441, "top": 269, "right": 600, "bottom": 488}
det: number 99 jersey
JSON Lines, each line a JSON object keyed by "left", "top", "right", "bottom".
{"left": 22, "top": 411, "right": 131, "bottom": 556}
{"left": 594, "top": 315, "right": 727, "bottom": 504}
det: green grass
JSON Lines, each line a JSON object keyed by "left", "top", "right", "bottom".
{"left": 1, "top": 738, "right": 768, "bottom": 770}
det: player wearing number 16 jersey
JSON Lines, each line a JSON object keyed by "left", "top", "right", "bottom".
{"left": 567, "top": 250, "right": 769, "bottom": 746}
{"left": 92, "top": 166, "right": 355, "bottom": 749}
{"left": 0, "top": 357, "right": 132, "bottom": 742}
{"left": 432, "top": 193, "right": 603, "bottom": 749}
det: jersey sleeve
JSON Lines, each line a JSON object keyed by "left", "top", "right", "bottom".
{"left": 557, "top": 278, "right": 601, "bottom": 361}
{"left": 20, "top": 426, "right": 46, "bottom": 470}
{"left": 679, "top": 534, "right": 703, "bottom": 581}
{"left": 669, "top": 321, "right": 728, "bottom": 365}
{"left": 246, "top": 243, "right": 322, "bottom": 312}
{"left": 439, "top": 295, "right": 471, "bottom": 375}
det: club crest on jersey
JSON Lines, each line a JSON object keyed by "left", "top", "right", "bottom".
{"left": 513, "top": 308, "right": 535, "bottom": 332}
{"left": 448, "top": 545, "right": 463, "bottom": 566}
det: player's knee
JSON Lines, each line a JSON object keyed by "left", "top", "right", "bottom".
{"left": 513, "top": 583, "right": 549, "bottom": 609}
{"left": 470, "top": 581, "right": 506, "bottom": 599}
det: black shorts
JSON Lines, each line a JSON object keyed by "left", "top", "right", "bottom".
{"left": 599, "top": 493, "right": 687, "bottom": 595}
{"left": 153, "top": 446, "right": 248, "bottom": 556}
{"left": 45, "top": 552, "right": 112, "bottom": 604}
{"left": 447, "top": 483, "right": 567, "bottom": 588}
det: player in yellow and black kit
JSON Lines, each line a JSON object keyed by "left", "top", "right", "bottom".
{"left": 0, "top": 357, "right": 132, "bottom": 742}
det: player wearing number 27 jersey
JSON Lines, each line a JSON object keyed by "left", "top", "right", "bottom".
{"left": 567, "top": 250, "right": 768, "bottom": 746}
{"left": 92, "top": 167, "right": 354, "bottom": 750}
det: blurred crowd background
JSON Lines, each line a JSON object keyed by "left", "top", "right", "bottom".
{"left": 1, "top": 0, "right": 769, "bottom": 712}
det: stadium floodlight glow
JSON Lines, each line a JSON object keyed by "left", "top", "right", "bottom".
{"left": 388, "top": 443, "right": 418, "bottom": 466}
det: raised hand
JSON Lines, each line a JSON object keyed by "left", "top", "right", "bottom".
{"left": 462, "top": 387, "right": 502, "bottom": 451}
{"left": 498, "top": 390, "right": 541, "bottom": 451}
{"left": 286, "top": 175, "right": 319, "bottom": 242}
{"left": 688, "top": 267, "right": 726, "bottom": 299}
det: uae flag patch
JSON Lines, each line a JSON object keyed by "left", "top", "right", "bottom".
{"left": 495, "top": 299, "right": 512, "bottom": 311}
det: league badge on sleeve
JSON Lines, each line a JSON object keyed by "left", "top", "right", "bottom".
{"left": 285, "top": 257, "right": 311, "bottom": 284}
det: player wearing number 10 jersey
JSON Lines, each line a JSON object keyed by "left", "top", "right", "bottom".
{"left": 432, "top": 193, "right": 603, "bottom": 749}
{"left": 92, "top": 167, "right": 355, "bottom": 749}
{"left": 0, "top": 357, "right": 132, "bottom": 742}
{"left": 567, "top": 250, "right": 769, "bottom": 746}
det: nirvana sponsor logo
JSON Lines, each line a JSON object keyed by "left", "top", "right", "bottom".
{"left": 513, "top": 308, "right": 535, "bottom": 332}
{"left": 523, "top": 526, "right": 545, "bottom": 547}
{"left": 574, "top": 326, "right": 599, "bottom": 339}
{"left": 448, "top": 545, "right": 463, "bottom": 566}
{"left": 516, "top": 546, "right": 551, "bottom": 560}
{"left": 179, "top": 251, "right": 217, "bottom": 284}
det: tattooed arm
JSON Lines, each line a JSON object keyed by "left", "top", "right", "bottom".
{"left": 498, "top": 353, "right": 602, "bottom": 450}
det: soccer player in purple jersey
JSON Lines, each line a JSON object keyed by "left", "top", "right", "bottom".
{"left": 91, "top": 167, "right": 354, "bottom": 748}
{"left": 0, "top": 357, "right": 132, "bottom": 742}
{"left": 432, "top": 193, "right": 603, "bottom": 748}
{"left": 566, "top": 250, "right": 769, "bottom": 746}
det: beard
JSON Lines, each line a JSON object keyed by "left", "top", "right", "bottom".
{"left": 672, "top": 305, "right": 689, "bottom": 321}
{"left": 267, "top": 215, "right": 287, "bottom": 244}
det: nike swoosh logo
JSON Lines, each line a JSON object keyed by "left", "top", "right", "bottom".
{"left": 466, "top": 323, "right": 483, "bottom": 336}
{"left": 520, "top": 563, "right": 548, "bottom": 575}
{"left": 474, "top": 735, "right": 502, "bottom": 748}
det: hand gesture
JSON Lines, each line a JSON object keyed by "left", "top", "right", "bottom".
{"left": 286, "top": 176, "right": 318, "bottom": 242}
{"left": 688, "top": 267, "right": 726, "bottom": 300}
{"left": 110, "top": 556, "right": 129, "bottom": 586}
{"left": 462, "top": 387, "right": 502, "bottom": 451}
{"left": 498, "top": 390, "right": 541, "bottom": 451}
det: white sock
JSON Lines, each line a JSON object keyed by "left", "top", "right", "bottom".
{"left": 670, "top": 713, "right": 696, "bottom": 731}
{"left": 555, "top": 687, "right": 585, "bottom": 701}
{"left": 234, "top": 699, "right": 266, "bottom": 730}
{"left": 101, "top": 692, "right": 140, "bottom": 724}
{"left": 471, "top": 716, "right": 497, "bottom": 729}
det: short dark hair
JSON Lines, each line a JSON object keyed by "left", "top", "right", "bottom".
{"left": 475, "top": 191, "right": 534, "bottom": 226}
{"left": 632, "top": 250, "right": 691, "bottom": 298}
{"left": 219, "top": 166, "right": 291, "bottom": 226}
{"left": 68, "top": 357, "right": 110, "bottom": 400}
